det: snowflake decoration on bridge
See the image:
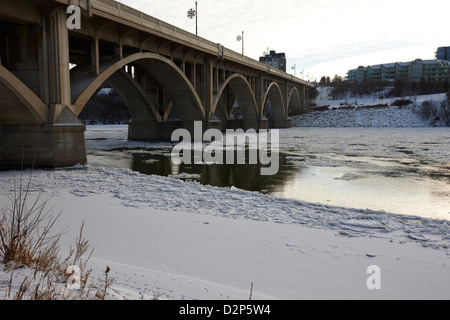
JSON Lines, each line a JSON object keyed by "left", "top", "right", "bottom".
{"left": 187, "top": 8, "right": 196, "bottom": 19}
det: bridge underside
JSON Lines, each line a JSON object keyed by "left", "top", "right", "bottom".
{"left": 0, "top": 0, "right": 313, "bottom": 168}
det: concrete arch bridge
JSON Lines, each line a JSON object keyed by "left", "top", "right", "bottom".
{"left": 0, "top": 0, "right": 314, "bottom": 168}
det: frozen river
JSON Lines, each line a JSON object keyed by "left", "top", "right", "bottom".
{"left": 86, "top": 126, "right": 450, "bottom": 221}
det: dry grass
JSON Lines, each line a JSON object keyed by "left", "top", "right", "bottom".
{"left": 1, "top": 170, "right": 161, "bottom": 300}
{"left": 0, "top": 171, "right": 62, "bottom": 271}
{"left": 0, "top": 171, "right": 95, "bottom": 300}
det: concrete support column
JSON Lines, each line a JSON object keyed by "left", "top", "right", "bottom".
{"left": 46, "top": 7, "right": 71, "bottom": 110}
{"left": 281, "top": 82, "right": 289, "bottom": 116}
{"left": 226, "top": 119, "right": 260, "bottom": 131}
{"left": 129, "top": 120, "right": 222, "bottom": 141}
{"left": 204, "top": 58, "right": 213, "bottom": 120}
{"left": 90, "top": 35, "right": 100, "bottom": 76}
{"left": 0, "top": 124, "right": 87, "bottom": 169}
{"left": 0, "top": 8, "right": 88, "bottom": 169}
{"left": 272, "top": 118, "right": 293, "bottom": 128}
{"left": 299, "top": 86, "right": 305, "bottom": 113}
{"left": 270, "top": 81, "right": 292, "bottom": 129}
{"left": 193, "top": 62, "right": 197, "bottom": 90}
{"left": 255, "top": 74, "right": 268, "bottom": 129}
{"left": 158, "top": 85, "right": 165, "bottom": 116}
{"left": 255, "top": 74, "right": 264, "bottom": 114}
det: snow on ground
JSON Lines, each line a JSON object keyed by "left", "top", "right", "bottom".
{"left": 292, "top": 105, "right": 430, "bottom": 128}
{"left": 0, "top": 164, "right": 449, "bottom": 300}
{"left": 292, "top": 89, "right": 447, "bottom": 128}
{"left": 1, "top": 90, "right": 449, "bottom": 300}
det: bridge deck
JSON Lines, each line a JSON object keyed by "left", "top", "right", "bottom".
{"left": 57, "top": 0, "right": 312, "bottom": 88}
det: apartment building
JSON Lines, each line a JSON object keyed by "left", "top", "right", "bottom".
{"left": 259, "top": 50, "right": 287, "bottom": 72}
{"left": 347, "top": 59, "right": 450, "bottom": 83}
{"left": 436, "top": 46, "right": 450, "bottom": 61}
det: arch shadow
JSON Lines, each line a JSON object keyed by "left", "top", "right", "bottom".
{"left": 0, "top": 64, "right": 48, "bottom": 124}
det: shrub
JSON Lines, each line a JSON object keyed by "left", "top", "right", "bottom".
{"left": 419, "top": 101, "right": 436, "bottom": 120}
{"left": 391, "top": 99, "right": 413, "bottom": 107}
{"left": 0, "top": 171, "right": 95, "bottom": 300}
{"left": 438, "top": 101, "right": 450, "bottom": 126}
{"left": 0, "top": 172, "right": 62, "bottom": 270}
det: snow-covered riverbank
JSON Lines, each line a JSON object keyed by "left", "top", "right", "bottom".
{"left": 0, "top": 163, "right": 449, "bottom": 300}
{"left": 292, "top": 91, "right": 448, "bottom": 128}
{"left": 1, "top": 91, "right": 449, "bottom": 300}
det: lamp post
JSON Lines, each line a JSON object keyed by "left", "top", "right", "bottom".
{"left": 291, "top": 64, "right": 297, "bottom": 77}
{"left": 236, "top": 31, "right": 244, "bottom": 55}
{"left": 187, "top": 1, "right": 198, "bottom": 35}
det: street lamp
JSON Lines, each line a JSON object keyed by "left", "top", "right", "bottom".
{"left": 291, "top": 64, "right": 296, "bottom": 77}
{"left": 187, "top": 1, "right": 198, "bottom": 35}
{"left": 236, "top": 31, "right": 244, "bottom": 55}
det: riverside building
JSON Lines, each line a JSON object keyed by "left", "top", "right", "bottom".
{"left": 347, "top": 59, "right": 450, "bottom": 83}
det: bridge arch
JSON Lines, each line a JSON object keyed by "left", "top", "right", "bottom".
{"left": 263, "top": 82, "right": 286, "bottom": 122}
{"left": 212, "top": 74, "right": 259, "bottom": 122}
{"left": 106, "top": 68, "right": 161, "bottom": 122}
{"left": 288, "top": 87, "right": 303, "bottom": 116}
{"left": 73, "top": 52, "right": 206, "bottom": 121}
{"left": 0, "top": 64, "right": 48, "bottom": 124}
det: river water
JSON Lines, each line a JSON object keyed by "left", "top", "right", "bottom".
{"left": 86, "top": 126, "right": 450, "bottom": 221}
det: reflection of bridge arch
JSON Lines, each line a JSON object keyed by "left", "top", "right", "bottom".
{"left": 212, "top": 74, "right": 259, "bottom": 122}
{"left": 288, "top": 87, "right": 303, "bottom": 116}
{"left": 0, "top": 64, "right": 48, "bottom": 124}
{"left": 73, "top": 52, "right": 206, "bottom": 122}
{"left": 263, "top": 82, "right": 286, "bottom": 121}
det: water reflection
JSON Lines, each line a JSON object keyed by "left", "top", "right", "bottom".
{"left": 86, "top": 126, "right": 450, "bottom": 221}
{"left": 128, "top": 150, "right": 299, "bottom": 194}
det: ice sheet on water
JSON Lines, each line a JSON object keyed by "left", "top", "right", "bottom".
{"left": 1, "top": 166, "right": 448, "bottom": 251}
{"left": 169, "top": 173, "right": 201, "bottom": 180}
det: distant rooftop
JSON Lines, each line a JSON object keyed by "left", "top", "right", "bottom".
{"left": 349, "top": 59, "right": 448, "bottom": 72}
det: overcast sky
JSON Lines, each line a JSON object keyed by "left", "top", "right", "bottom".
{"left": 118, "top": 0, "right": 448, "bottom": 81}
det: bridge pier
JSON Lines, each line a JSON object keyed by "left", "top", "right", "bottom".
{"left": 128, "top": 120, "right": 223, "bottom": 141}
{"left": 0, "top": 0, "right": 314, "bottom": 169}
{"left": 272, "top": 118, "right": 293, "bottom": 128}
{"left": 0, "top": 123, "right": 87, "bottom": 169}
{"left": 225, "top": 119, "right": 269, "bottom": 132}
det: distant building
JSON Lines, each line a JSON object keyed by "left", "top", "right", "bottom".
{"left": 436, "top": 47, "right": 450, "bottom": 61}
{"left": 259, "top": 50, "right": 286, "bottom": 72}
{"left": 347, "top": 59, "right": 450, "bottom": 83}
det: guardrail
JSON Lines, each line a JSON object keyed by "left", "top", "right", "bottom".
{"left": 88, "top": 0, "right": 311, "bottom": 86}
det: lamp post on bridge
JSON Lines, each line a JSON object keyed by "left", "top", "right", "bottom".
{"left": 236, "top": 31, "right": 244, "bottom": 55}
{"left": 187, "top": 1, "right": 198, "bottom": 35}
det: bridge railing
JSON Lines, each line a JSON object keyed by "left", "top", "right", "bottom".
{"left": 92, "top": 0, "right": 218, "bottom": 50}
{"left": 90, "top": 0, "right": 311, "bottom": 86}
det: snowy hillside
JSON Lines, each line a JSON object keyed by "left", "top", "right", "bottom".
{"left": 292, "top": 87, "right": 448, "bottom": 128}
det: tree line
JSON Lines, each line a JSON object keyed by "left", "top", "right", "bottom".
{"left": 79, "top": 88, "right": 132, "bottom": 125}
{"left": 319, "top": 75, "right": 450, "bottom": 100}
